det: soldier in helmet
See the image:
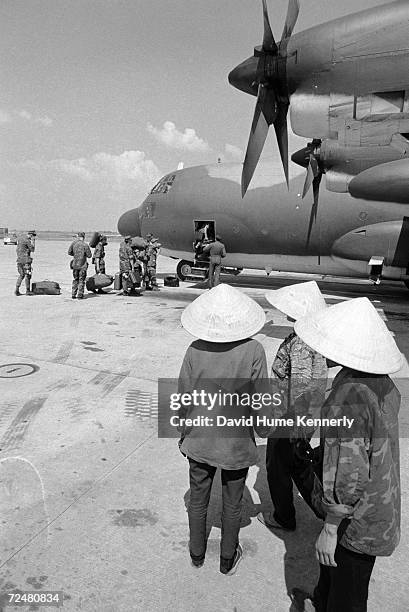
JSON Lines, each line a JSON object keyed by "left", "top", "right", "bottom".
{"left": 93, "top": 234, "right": 108, "bottom": 294}
{"left": 68, "top": 232, "right": 92, "bottom": 299}
{"left": 15, "top": 230, "right": 36, "bottom": 296}
{"left": 144, "top": 233, "right": 161, "bottom": 291}
{"left": 119, "top": 236, "right": 135, "bottom": 296}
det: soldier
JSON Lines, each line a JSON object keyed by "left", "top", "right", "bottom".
{"left": 119, "top": 236, "right": 135, "bottom": 296}
{"left": 68, "top": 232, "right": 92, "bottom": 299}
{"left": 15, "top": 230, "right": 36, "bottom": 296}
{"left": 93, "top": 234, "right": 108, "bottom": 294}
{"left": 294, "top": 297, "right": 402, "bottom": 612}
{"left": 145, "top": 233, "right": 161, "bottom": 291}
{"left": 203, "top": 234, "right": 226, "bottom": 288}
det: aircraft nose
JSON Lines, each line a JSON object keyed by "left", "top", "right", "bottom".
{"left": 228, "top": 57, "right": 258, "bottom": 96}
{"left": 117, "top": 208, "right": 141, "bottom": 237}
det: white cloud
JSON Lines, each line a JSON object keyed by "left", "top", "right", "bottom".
{"left": 4, "top": 109, "right": 54, "bottom": 126}
{"left": 147, "top": 120, "right": 211, "bottom": 153}
{"left": 25, "top": 150, "right": 162, "bottom": 192}
{"left": 0, "top": 110, "right": 11, "bottom": 124}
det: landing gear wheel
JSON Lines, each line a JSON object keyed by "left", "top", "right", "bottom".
{"left": 177, "top": 260, "right": 194, "bottom": 281}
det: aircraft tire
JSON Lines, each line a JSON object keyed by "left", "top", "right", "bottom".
{"left": 177, "top": 260, "right": 194, "bottom": 281}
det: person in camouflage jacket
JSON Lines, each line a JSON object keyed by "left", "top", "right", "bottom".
{"left": 144, "top": 233, "right": 161, "bottom": 291}
{"left": 68, "top": 232, "right": 92, "bottom": 299}
{"left": 15, "top": 230, "right": 36, "bottom": 295}
{"left": 258, "top": 282, "right": 328, "bottom": 532}
{"left": 119, "top": 236, "right": 135, "bottom": 295}
{"left": 294, "top": 297, "right": 402, "bottom": 612}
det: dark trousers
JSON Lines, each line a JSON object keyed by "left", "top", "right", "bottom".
{"left": 188, "top": 459, "right": 248, "bottom": 566}
{"left": 72, "top": 267, "right": 87, "bottom": 297}
{"left": 208, "top": 262, "right": 221, "bottom": 288}
{"left": 313, "top": 544, "right": 376, "bottom": 612}
{"left": 266, "top": 437, "right": 317, "bottom": 529}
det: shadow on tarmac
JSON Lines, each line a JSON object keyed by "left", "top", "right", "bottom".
{"left": 182, "top": 445, "right": 321, "bottom": 610}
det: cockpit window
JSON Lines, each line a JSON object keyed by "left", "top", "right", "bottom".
{"left": 150, "top": 174, "right": 176, "bottom": 194}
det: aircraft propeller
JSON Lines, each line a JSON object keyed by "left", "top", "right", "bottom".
{"left": 291, "top": 139, "right": 324, "bottom": 247}
{"left": 229, "top": 0, "right": 300, "bottom": 197}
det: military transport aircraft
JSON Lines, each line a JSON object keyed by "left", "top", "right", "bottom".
{"left": 118, "top": 0, "right": 409, "bottom": 289}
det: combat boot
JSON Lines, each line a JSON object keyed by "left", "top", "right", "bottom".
{"left": 14, "top": 288, "right": 21, "bottom": 296}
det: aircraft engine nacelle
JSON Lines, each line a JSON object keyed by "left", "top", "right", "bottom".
{"left": 348, "top": 159, "right": 409, "bottom": 204}
{"left": 331, "top": 219, "right": 408, "bottom": 267}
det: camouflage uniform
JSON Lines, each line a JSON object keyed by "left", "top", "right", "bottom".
{"left": 16, "top": 234, "right": 35, "bottom": 294}
{"left": 119, "top": 240, "right": 134, "bottom": 294}
{"left": 313, "top": 368, "right": 401, "bottom": 611}
{"left": 93, "top": 241, "right": 106, "bottom": 274}
{"left": 145, "top": 237, "right": 161, "bottom": 290}
{"left": 265, "top": 331, "right": 328, "bottom": 529}
{"left": 68, "top": 238, "right": 92, "bottom": 298}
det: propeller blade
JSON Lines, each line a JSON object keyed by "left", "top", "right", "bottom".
{"left": 241, "top": 85, "right": 277, "bottom": 197}
{"left": 302, "top": 154, "right": 319, "bottom": 198}
{"left": 273, "top": 102, "right": 289, "bottom": 187}
{"left": 281, "top": 0, "right": 300, "bottom": 40}
{"left": 306, "top": 173, "right": 323, "bottom": 248}
{"left": 302, "top": 162, "right": 314, "bottom": 199}
{"left": 262, "top": 0, "right": 278, "bottom": 53}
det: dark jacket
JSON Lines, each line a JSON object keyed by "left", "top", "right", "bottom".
{"left": 178, "top": 338, "right": 274, "bottom": 470}
{"left": 203, "top": 240, "right": 226, "bottom": 264}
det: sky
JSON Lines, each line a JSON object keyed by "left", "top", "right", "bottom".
{"left": 0, "top": 0, "right": 394, "bottom": 231}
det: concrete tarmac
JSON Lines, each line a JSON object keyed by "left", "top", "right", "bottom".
{"left": 0, "top": 240, "right": 408, "bottom": 611}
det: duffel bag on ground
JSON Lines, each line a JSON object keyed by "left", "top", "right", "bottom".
{"left": 164, "top": 275, "right": 179, "bottom": 287}
{"left": 86, "top": 273, "right": 113, "bottom": 292}
{"left": 32, "top": 281, "right": 61, "bottom": 295}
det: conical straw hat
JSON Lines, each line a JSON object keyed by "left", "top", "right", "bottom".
{"left": 181, "top": 284, "right": 266, "bottom": 342}
{"left": 265, "top": 281, "right": 326, "bottom": 320}
{"left": 294, "top": 297, "right": 403, "bottom": 374}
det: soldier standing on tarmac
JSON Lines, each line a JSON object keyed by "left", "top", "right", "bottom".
{"left": 15, "top": 230, "right": 36, "bottom": 296}
{"left": 145, "top": 233, "right": 161, "bottom": 291}
{"left": 68, "top": 232, "right": 92, "bottom": 300}
{"left": 93, "top": 234, "right": 107, "bottom": 294}
{"left": 119, "top": 236, "right": 135, "bottom": 296}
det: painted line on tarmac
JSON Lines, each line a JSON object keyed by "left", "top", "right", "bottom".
{"left": 0, "top": 396, "right": 48, "bottom": 453}
{"left": 125, "top": 389, "right": 158, "bottom": 419}
{"left": 52, "top": 341, "right": 74, "bottom": 364}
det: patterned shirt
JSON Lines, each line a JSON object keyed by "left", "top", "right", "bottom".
{"left": 16, "top": 236, "right": 35, "bottom": 264}
{"left": 119, "top": 242, "right": 134, "bottom": 272}
{"left": 93, "top": 243, "right": 105, "bottom": 260}
{"left": 146, "top": 241, "right": 161, "bottom": 267}
{"left": 68, "top": 240, "right": 92, "bottom": 270}
{"left": 321, "top": 368, "right": 401, "bottom": 556}
{"left": 272, "top": 331, "right": 328, "bottom": 431}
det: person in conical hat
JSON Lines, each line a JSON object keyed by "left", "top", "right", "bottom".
{"left": 294, "top": 297, "right": 402, "bottom": 612}
{"left": 258, "top": 281, "right": 328, "bottom": 533}
{"left": 178, "top": 284, "right": 274, "bottom": 575}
